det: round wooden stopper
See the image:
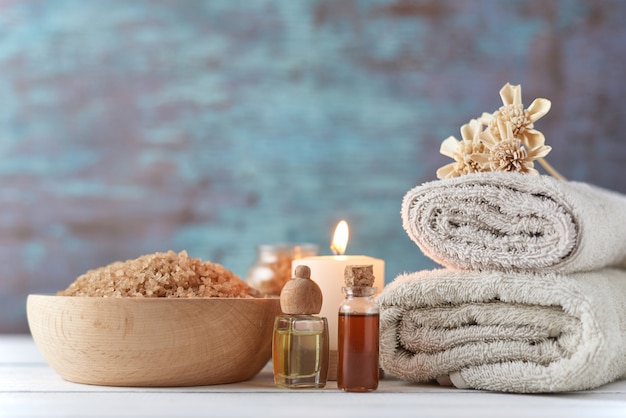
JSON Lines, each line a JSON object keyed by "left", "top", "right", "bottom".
{"left": 280, "top": 265, "right": 323, "bottom": 315}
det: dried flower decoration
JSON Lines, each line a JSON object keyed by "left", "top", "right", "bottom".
{"left": 487, "top": 83, "right": 551, "bottom": 150}
{"left": 476, "top": 118, "right": 551, "bottom": 175}
{"left": 436, "top": 119, "right": 489, "bottom": 179}
{"left": 436, "top": 83, "right": 565, "bottom": 180}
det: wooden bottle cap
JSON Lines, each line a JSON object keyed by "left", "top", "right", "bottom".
{"left": 280, "top": 265, "right": 323, "bottom": 315}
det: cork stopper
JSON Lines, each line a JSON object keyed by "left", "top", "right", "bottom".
{"left": 344, "top": 265, "right": 375, "bottom": 287}
{"left": 279, "top": 265, "right": 323, "bottom": 315}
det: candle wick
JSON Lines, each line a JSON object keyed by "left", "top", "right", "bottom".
{"left": 330, "top": 245, "right": 341, "bottom": 256}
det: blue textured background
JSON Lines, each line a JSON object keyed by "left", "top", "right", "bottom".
{"left": 2, "top": 0, "right": 626, "bottom": 332}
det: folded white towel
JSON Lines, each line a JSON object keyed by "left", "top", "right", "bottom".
{"left": 401, "top": 172, "right": 626, "bottom": 273}
{"left": 378, "top": 268, "right": 626, "bottom": 393}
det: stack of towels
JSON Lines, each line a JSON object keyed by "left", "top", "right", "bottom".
{"left": 378, "top": 171, "right": 626, "bottom": 393}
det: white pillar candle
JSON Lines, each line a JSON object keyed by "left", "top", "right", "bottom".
{"left": 292, "top": 220, "right": 385, "bottom": 381}
{"left": 291, "top": 255, "right": 384, "bottom": 351}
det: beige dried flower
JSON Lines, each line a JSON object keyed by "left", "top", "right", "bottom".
{"left": 436, "top": 119, "right": 490, "bottom": 179}
{"left": 484, "top": 82, "right": 551, "bottom": 150}
{"left": 476, "top": 119, "right": 551, "bottom": 175}
{"left": 436, "top": 83, "right": 564, "bottom": 180}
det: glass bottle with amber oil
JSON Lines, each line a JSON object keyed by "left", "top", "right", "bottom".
{"left": 338, "top": 264, "right": 379, "bottom": 392}
{"left": 272, "top": 265, "right": 329, "bottom": 388}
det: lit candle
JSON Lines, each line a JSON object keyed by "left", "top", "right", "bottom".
{"left": 292, "top": 220, "right": 384, "bottom": 380}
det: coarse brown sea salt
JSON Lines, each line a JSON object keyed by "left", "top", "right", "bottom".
{"left": 58, "top": 250, "right": 253, "bottom": 298}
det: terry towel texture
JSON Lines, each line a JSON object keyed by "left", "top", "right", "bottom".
{"left": 378, "top": 268, "right": 626, "bottom": 393}
{"left": 401, "top": 172, "right": 626, "bottom": 273}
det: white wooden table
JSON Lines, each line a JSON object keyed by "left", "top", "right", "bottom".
{"left": 1, "top": 334, "right": 625, "bottom": 417}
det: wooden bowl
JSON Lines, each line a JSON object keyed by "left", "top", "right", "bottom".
{"left": 27, "top": 295, "right": 282, "bottom": 387}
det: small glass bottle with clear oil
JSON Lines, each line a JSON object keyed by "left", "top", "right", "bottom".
{"left": 338, "top": 264, "right": 379, "bottom": 392}
{"left": 272, "top": 265, "right": 329, "bottom": 388}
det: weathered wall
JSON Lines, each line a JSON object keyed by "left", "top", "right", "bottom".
{"left": 2, "top": 0, "right": 625, "bottom": 332}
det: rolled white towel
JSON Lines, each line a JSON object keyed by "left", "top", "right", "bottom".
{"left": 402, "top": 172, "right": 626, "bottom": 273}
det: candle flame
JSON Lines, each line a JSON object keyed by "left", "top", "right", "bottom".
{"left": 330, "top": 220, "right": 349, "bottom": 255}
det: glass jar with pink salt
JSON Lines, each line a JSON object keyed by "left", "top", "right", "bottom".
{"left": 246, "top": 244, "right": 319, "bottom": 297}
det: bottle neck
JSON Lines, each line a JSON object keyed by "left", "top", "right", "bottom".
{"left": 342, "top": 286, "right": 377, "bottom": 298}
